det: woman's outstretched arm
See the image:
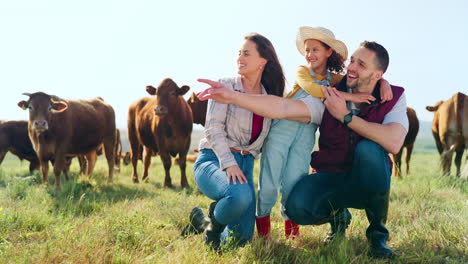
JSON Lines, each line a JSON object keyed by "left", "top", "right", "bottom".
{"left": 197, "top": 79, "right": 312, "bottom": 123}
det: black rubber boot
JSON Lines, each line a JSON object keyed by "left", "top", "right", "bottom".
{"left": 365, "top": 191, "right": 395, "bottom": 258}
{"left": 204, "top": 202, "right": 226, "bottom": 251}
{"left": 324, "top": 208, "right": 352, "bottom": 243}
{"left": 181, "top": 207, "right": 210, "bottom": 237}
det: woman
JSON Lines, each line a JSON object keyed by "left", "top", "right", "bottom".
{"left": 188, "top": 33, "right": 285, "bottom": 250}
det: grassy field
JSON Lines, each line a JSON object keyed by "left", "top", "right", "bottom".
{"left": 0, "top": 141, "right": 467, "bottom": 263}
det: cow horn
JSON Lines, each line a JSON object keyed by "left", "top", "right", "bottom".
{"left": 22, "top": 93, "right": 32, "bottom": 97}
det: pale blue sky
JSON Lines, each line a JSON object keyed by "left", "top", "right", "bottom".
{"left": 1, "top": 0, "right": 467, "bottom": 129}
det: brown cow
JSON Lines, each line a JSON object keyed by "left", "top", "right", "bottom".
{"left": 426, "top": 92, "right": 468, "bottom": 177}
{"left": 18, "top": 92, "right": 116, "bottom": 187}
{"left": 127, "top": 78, "right": 193, "bottom": 187}
{"left": 0, "top": 120, "right": 40, "bottom": 172}
{"left": 77, "top": 128, "right": 123, "bottom": 173}
{"left": 392, "top": 107, "right": 419, "bottom": 177}
{"left": 187, "top": 92, "right": 208, "bottom": 126}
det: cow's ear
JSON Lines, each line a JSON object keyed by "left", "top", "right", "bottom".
{"left": 187, "top": 92, "right": 196, "bottom": 103}
{"left": 51, "top": 102, "right": 68, "bottom": 113}
{"left": 426, "top": 101, "right": 443, "bottom": 112}
{"left": 178, "top": 85, "right": 190, "bottom": 96}
{"left": 426, "top": 106, "right": 436, "bottom": 112}
{"left": 146, "top": 85, "right": 157, "bottom": 95}
{"left": 18, "top": 100, "right": 29, "bottom": 110}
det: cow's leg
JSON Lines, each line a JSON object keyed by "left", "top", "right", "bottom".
{"left": 131, "top": 147, "right": 140, "bottom": 183}
{"left": 142, "top": 147, "right": 152, "bottom": 182}
{"left": 29, "top": 159, "right": 40, "bottom": 173}
{"left": 0, "top": 151, "right": 6, "bottom": 166}
{"left": 405, "top": 144, "right": 415, "bottom": 175}
{"left": 433, "top": 132, "right": 443, "bottom": 155}
{"left": 103, "top": 135, "right": 115, "bottom": 184}
{"left": 454, "top": 149, "right": 463, "bottom": 177}
{"left": 63, "top": 157, "right": 72, "bottom": 181}
{"left": 441, "top": 147, "right": 453, "bottom": 176}
{"left": 40, "top": 159, "right": 49, "bottom": 184}
{"left": 128, "top": 129, "right": 140, "bottom": 183}
{"left": 441, "top": 135, "right": 456, "bottom": 176}
{"left": 127, "top": 116, "right": 140, "bottom": 183}
{"left": 85, "top": 151, "right": 98, "bottom": 177}
{"left": 114, "top": 130, "right": 122, "bottom": 172}
{"left": 440, "top": 136, "right": 458, "bottom": 176}
{"left": 159, "top": 152, "right": 173, "bottom": 188}
{"left": 53, "top": 155, "right": 67, "bottom": 188}
{"left": 177, "top": 152, "right": 189, "bottom": 188}
{"left": 78, "top": 155, "right": 87, "bottom": 174}
{"left": 114, "top": 152, "right": 121, "bottom": 172}
{"left": 393, "top": 149, "right": 403, "bottom": 178}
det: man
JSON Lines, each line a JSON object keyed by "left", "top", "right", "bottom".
{"left": 197, "top": 41, "right": 408, "bottom": 258}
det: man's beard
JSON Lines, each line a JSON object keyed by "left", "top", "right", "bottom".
{"left": 346, "top": 73, "right": 373, "bottom": 92}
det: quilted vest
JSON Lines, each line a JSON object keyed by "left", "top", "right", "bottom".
{"left": 310, "top": 77, "right": 405, "bottom": 173}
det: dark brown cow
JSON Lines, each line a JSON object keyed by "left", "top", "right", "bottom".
{"left": 127, "top": 78, "right": 193, "bottom": 187}
{"left": 392, "top": 107, "right": 419, "bottom": 177}
{"left": 18, "top": 92, "right": 116, "bottom": 187}
{"left": 426, "top": 92, "right": 468, "bottom": 177}
{"left": 187, "top": 92, "right": 208, "bottom": 126}
{"left": 0, "top": 120, "right": 40, "bottom": 172}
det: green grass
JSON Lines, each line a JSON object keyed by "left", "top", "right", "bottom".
{"left": 0, "top": 149, "right": 466, "bottom": 264}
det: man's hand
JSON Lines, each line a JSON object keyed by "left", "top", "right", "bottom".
{"left": 197, "top": 79, "right": 235, "bottom": 104}
{"left": 226, "top": 165, "right": 247, "bottom": 185}
{"left": 322, "top": 86, "right": 350, "bottom": 123}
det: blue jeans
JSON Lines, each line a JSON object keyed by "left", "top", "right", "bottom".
{"left": 257, "top": 117, "right": 317, "bottom": 218}
{"left": 194, "top": 148, "right": 255, "bottom": 245}
{"left": 285, "top": 140, "right": 392, "bottom": 225}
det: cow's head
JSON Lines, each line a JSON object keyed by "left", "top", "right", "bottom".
{"left": 123, "top": 151, "right": 131, "bottom": 166}
{"left": 146, "top": 78, "right": 190, "bottom": 116}
{"left": 17, "top": 92, "right": 68, "bottom": 132}
{"left": 426, "top": 101, "right": 444, "bottom": 112}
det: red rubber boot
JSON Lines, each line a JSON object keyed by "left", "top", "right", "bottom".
{"left": 256, "top": 215, "right": 271, "bottom": 239}
{"left": 285, "top": 219, "right": 300, "bottom": 239}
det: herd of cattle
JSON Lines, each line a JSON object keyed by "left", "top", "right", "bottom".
{"left": 0, "top": 79, "right": 466, "bottom": 187}
{"left": 0, "top": 78, "right": 207, "bottom": 188}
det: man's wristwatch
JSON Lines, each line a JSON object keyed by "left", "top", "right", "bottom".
{"left": 343, "top": 112, "right": 354, "bottom": 127}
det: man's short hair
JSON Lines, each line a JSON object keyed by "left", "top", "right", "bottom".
{"left": 360, "top": 41, "right": 389, "bottom": 73}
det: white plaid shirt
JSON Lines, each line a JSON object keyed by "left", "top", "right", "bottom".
{"left": 199, "top": 77, "right": 272, "bottom": 170}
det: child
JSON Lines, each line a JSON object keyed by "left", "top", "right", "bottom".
{"left": 255, "top": 26, "right": 392, "bottom": 239}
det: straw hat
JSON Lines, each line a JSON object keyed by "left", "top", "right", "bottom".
{"left": 296, "top": 26, "right": 348, "bottom": 60}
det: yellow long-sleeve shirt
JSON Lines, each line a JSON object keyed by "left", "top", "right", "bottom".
{"left": 286, "top": 65, "right": 344, "bottom": 99}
